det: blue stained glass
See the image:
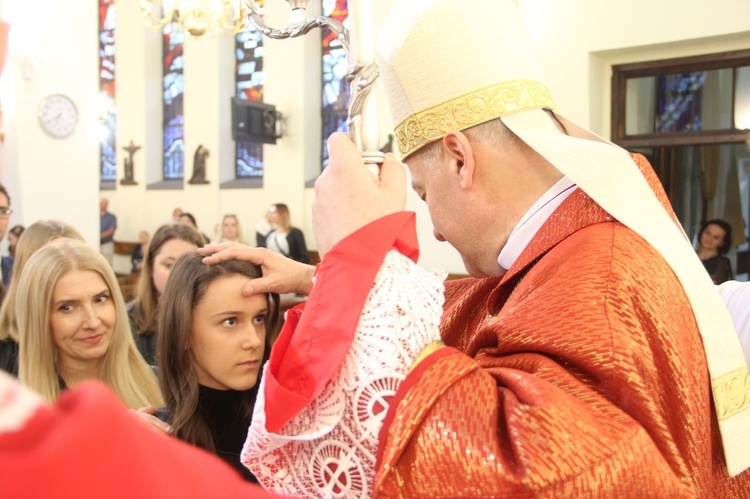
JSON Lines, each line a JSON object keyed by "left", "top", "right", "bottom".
{"left": 321, "top": 0, "right": 348, "bottom": 169}
{"left": 656, "top": 72, "right": 705, "bottom": 133}
{"left": 99, "top": 0, "right": 116, "bottom": 182}
{"left": 163, "top": 23, "right": 185, "bottom": 180}
{"left": 235, "top": 0, "right": 265, "bottom": 179}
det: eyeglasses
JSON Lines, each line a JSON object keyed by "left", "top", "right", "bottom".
{"left": 0, "top": 207, "right": 12, "bottom": 218}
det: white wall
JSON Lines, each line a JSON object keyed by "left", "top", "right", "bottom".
{"left": 1, "top": 0, "right": 748, "bottom": 274}
{"left": 1, "top": 0, "right": 100, "bottom": 248}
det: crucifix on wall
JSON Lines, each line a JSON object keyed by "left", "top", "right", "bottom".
{"left": 121, "top": 140, "right": 141, "bottom": 185}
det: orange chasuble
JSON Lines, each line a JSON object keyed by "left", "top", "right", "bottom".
{"left": 374, "top": 157, "right": 750, "bottom": 497}
{"left": 253, "top": 155, "right": 749, "bottom": 497}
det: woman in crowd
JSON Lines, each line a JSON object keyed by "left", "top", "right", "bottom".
{"left": 216, "top": 214, "right": 245, "bottom": 244}
{"left": 156, "top": 252, "right": 280, "bottom": 481}
{"left": 16, "top": 238, "right": 162, "bottom": 409}
{"left": 129, "top": 223, "right": 205, "bottom": 366}
{"left": 696, "top": 219, "right": 734, "bottom": 284}
{"left": 7, "top": 224, "right": 24, "bottom": 258}
{"left": 256, "top": 203, "right": 309, "bottom": 264}
{"left": 179, "top": 212, "right": 210, "bottom": 245}
{"left": 0, "top": 220, "right": 84, "bottom": 376}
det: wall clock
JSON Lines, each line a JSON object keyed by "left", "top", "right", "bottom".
{"left": 38, "top": 94, "right": 79, "bottom": 138}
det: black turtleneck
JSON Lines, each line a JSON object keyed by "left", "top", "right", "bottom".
{"left": 197, "top": 385, "right": 257, "bottom": 483}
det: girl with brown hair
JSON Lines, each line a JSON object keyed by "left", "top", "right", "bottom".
{"left": 128, "top": 223, "right": 206, "bottom": 365}
{"left": 155, "top": 252, "right": 280, "bottom": 481}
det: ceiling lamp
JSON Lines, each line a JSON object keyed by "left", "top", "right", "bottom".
{"left": 138, "top": 0, "right": 249, "bottom": 37}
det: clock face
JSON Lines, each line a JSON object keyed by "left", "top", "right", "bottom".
{"left": 38, "top": 94, "right": 79, "bottom": 138}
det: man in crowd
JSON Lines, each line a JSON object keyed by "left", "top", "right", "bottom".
{"left": 205, "top": 0, "right": 750, "bottom": 496}
{"left": 99, "top": 197, "right": 117, "bottom": 267}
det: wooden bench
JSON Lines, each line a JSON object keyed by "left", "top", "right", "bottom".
{"left": 113, "top": 240, "right": 141, "bottom": 302}
{"left": 114, "top": 240, "right": 139, "bottom": 258}
{"left": 116, "top": 273, "right": 140, "bottom": 302}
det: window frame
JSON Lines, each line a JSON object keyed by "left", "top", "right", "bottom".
{"left": 611, "top": 49, "right": 750, "bottom": 148}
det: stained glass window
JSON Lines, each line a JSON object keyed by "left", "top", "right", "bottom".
{"left": 235, "top": 0, "right": 265, "bottom": 179}
{"left": 163, "top": 23, "right": 185, "bottom": 180}
{"left": 99, "top": 0, "right": 116, "bottom": 183}
{"left": 656, "top": 72, "right": 705, "bottom": 133}
{"left": 321, "top": 0, "right": 348, "bottom": 169}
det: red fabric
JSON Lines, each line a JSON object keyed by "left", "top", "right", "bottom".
{"left": 0, "top": 382, "right": 278, "bottom": 498}
{"left": 264, "top": 212, "right": 418, "bottom": 432}
{"left": 370, "top": 155, "right": 750, "bottom": 496}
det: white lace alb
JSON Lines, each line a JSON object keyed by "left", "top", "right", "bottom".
{"left": 242, "top": 250, "right": 445, "bottom": 498}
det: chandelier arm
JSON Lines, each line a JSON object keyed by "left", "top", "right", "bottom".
{"left": 137, "top": 1, "right": 176, "bottom": 32}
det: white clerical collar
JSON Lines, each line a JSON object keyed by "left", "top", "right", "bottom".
{"left": 497, "top": 176, "right": 577, "bottom": 272}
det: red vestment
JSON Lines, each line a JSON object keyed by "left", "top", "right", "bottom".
{"left": 375, "top": 157, "right": 750, "bottom": 497}
{"left": 252, "top": 155, "right": 750, "bottom": 497}
{"left": 0, "top": 380, "right": 279, "bottom": 498}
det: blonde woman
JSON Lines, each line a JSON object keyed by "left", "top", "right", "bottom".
{"left": 16, "top": 238, "right": 162, "bottom": 408}
{"left": 256, "top": 204, "right": 309, "bottom": 264}
{"left": 0, "top": 220, "right": 84, "bottom": 376}
{"left": 216, "top": 214, "right": 245, "bottom": 244}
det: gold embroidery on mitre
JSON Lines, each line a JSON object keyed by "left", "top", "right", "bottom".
{"left": 711, "top": 367, "right": 750, "bottom": 420}
{"left": 394, "top": 79, "right": 555, "bottom": 158}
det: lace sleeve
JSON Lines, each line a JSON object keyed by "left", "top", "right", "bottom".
{"left": 242, "top": 250, "right": 445, "bottom": 498}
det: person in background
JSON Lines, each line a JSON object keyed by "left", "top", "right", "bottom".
{"left": 0, "top": 184, "right": 13, "bottom": 289}
{"left": 8, "top": 225, "right": 24, "bottom": 259}
{"left": 128, "top": 223, "right": 206, "bottom": 366}
{"left": 16, "top": 238, "right": 163, "bottom": 409}
{"left": 179, "top": 212, "right": 198, "bottom": 228}
{"left": 131, "top": 230, "right": 149, "bottom": 273}
{"left": 0, "top": 221, "right": 84, "bottom": 376}
{"left": 216, "top": 214, "right": 245, "bottom": 245}
{"left": 696, "top": 218, "right": 734, "bottom": 284}
{"left": 179, "top": 212, "right": 210, "bottom": 244}
{"left": 100, "top": 198, "right": 117, "bottom": 268}
{"left": 172, "top": 207, "right": 183, "bottom": 223}
{"left": 256, "top": 204, "right": 309, "bottom": 264}
{"left": 155, "top": 252, "right": 280, "bottom": 482}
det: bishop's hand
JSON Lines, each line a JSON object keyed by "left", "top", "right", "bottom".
{"left": 313, "top": 133, "right": 407, "bottom": 258}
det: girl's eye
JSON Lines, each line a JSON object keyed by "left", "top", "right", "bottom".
{"left": 222, "top": 317, "right": 238, "bottom": 327}
{"left": 95, "top": 294, "right": 110, "bottom": 304}
{"left": 58, "top": 304, "right": 74, "bottom": 313}
{"left": 252, "top": 314, "right": 266, "bottom": 325}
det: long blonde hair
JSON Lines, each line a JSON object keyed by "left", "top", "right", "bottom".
{"left": 0, "top": 221, "right": 84, "bottom": 342}
{"left": 218, "top": 214, "right": 245, "bottom": 244}
{"left": 17, "top": 239, "right": 163, "bottom": 408}
{"left": 271, "top": 203, "right": 292, "bottom": 232}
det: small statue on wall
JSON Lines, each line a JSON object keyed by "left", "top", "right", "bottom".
{"left": 121, "top": 140, "right": 141, "bottom": 186}
{"left": 189, "top": 144, "right": 210, "bottom": 185}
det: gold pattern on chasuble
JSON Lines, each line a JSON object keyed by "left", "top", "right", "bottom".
{"left": 712, "top": 367, "right": 750, "bottom": 420}
{"left": 394, "top": 79, "right": 555, "bottom": 157}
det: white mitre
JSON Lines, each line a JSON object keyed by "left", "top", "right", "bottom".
{"left": 376, "top": 0, "right": 750, "bottom": 476}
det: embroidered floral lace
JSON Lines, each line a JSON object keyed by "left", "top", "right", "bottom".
{"left": 242, "top": 250, "right": 445, "bottom": 498}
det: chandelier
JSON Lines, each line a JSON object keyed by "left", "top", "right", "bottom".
{"left": 138, "top": 0, "right": 249, "bottom": 37}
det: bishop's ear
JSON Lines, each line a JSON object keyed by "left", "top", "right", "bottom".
{"left": 442, "top": 130, "right": 475, "bottom": 190}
